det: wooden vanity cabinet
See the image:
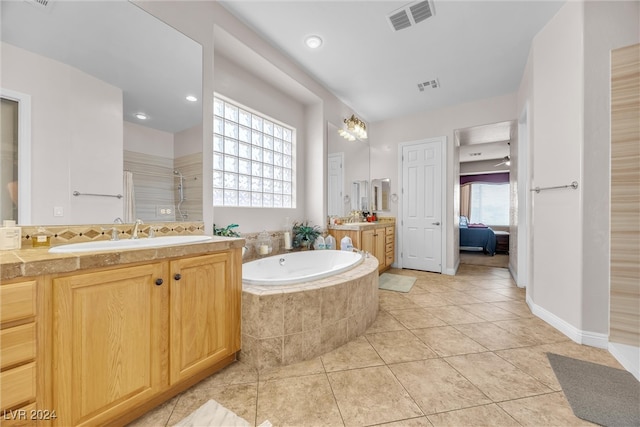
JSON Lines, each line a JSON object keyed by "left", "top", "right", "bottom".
{"left": 51, "top": 263, "right": 168, "bottom": 427}
{"left": 46, "top": 249, "right": 241, "bottom": 427}
{"left": 169, "top": 252, "right": 239, "bottom": 384}
{"left": 0, "top": 279, "right": 38, "bottom": 425}
{"left": 329, "top": 224, "right": 395, "bottom": 273}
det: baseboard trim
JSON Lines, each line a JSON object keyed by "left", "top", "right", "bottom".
{"left": 609, "top": 342, "right": 640, "bottom": 381}
{"left": 508, "top": 263, "right": 518, "bottom": 284}
{"left": 525, "top": 295, "right": 609, "bottom": 349}
{"left": 445, "top": 259, "right": 459, "bottom": 276}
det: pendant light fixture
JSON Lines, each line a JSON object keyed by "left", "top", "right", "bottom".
{"left": 338, "top": 114, "right": 368, "bottom": 141}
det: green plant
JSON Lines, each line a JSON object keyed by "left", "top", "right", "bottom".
{"left": 292, "top": 221, "right": 321, "bottom": 249}
{"left": 213, "top": 223, "right": 241, "bottom": 237}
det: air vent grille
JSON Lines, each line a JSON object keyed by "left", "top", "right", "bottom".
{"left": 387, "top": 0, "right": 435, "bottom": 32}
{"left": 23, "top": 0, "right": 53, "bottom": 8}
{"left": 417, "top": 78, "right": 440, "bottom": 92}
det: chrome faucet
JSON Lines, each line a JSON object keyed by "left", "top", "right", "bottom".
{"left": 131, "top": 219, "right": 144, "bottom": 239}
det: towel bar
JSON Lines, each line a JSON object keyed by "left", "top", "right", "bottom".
{"left": 73, "top": 191, "right": 123, "bottom": 199}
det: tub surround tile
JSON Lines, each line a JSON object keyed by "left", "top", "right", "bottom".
{"left": 327, "top": 365, "right": 423, "bottom": 426}
{"left": 389, "top": 359, "right": 492, "bottom": 414}
{"left": 241, "top": 256, "right": 379, "bottom": 370}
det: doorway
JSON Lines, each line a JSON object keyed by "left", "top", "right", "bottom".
{"left": 399, "top": 137, "right": 445, "bottom": 273}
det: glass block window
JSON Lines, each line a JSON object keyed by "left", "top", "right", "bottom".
{"left": 213, "top": 95, "right": 295, "bottom": 208}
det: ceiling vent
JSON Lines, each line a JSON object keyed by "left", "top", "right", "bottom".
{"left": 23, "top": 0, "right": 53, "bottom": 9}
{"left": 387, "top": 0, "right": 435, "bottom": 32}
{"left": 418, "top": 78, "right": 440, "bottom": 92}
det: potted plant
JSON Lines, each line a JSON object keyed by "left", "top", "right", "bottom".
{"left": 292, "top": 221, "right": 321, "bottom": 250}
{"left": 213, "top": 223, "right": 241, "bottom": 237}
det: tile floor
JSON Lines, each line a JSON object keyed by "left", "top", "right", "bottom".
{"left": 129, "top": 264, "right": 623, "bottom": 427}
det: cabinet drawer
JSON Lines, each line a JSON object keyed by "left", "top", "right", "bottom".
{"left": 386, "top": 253, "right": 394, "bottom": 265}
{"left": 0, "top": 362, "right": 36, "bottom": 410}
{"left": 385, "top": 226, "right": 394, "bottom": 235}
{"left": 0, "top": 281, "right": 36, "bottom": 323}
{"left": 1, "top": 402, "right": 37, "bottom": 427}
{"left": 1, "top": 323, "right": 36, "bottom": 370}
{"left": 386, "top": 243, "right": 394, "bottom": 254}
{"left": 385, "top": 234, "right": 393, "bottom": 244}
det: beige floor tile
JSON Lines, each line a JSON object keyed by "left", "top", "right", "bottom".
{"left": 388, "top": 308, "right": 447, "bottom": 329}
{"left": 380, "top": 291, "right": 423, "bottom": 310}
{"left": 127, "top": 394, "right": 179, "bottom": 426}
{"left": 366, "top": 310, "right": 407, "bottom": 334}
{"left": 327, "top": 365, "right": 423, "bottom": 426}
{"left": 495, "top": 345, "right": 562, "bottom": 390}
{"left": 167, "top": 382, "right": 258, "bottom": 426}
{"left": 498, "top": 392, "right": 597, "bottom": 426}
{"left": 438, "top": 291, "right": 486, "bottom": 305}
{"left": 445, "top": 353, "right": 552, "bottom": 401}
{"left": 258, "top": 357, "right": 325, "bottom": 382}
{"left": 366, "top": 330, "right": 438, "bottom": 363}
{"left": 539, "top": 341, "right": 625, "bottom": 369}
{"left": 424, "top": 306, "right": 486, "bottom": 325}
{"left": 197, "top": 360, "right": 258, "bottom": 388}
{"left": 390, "top": 359, "right": 492, "bottom": 414}
{"left": 321, "top": 335, "right": 385, "bottom": 372}
{"left": 414, "top": 282, "right": 457, "bottom": 293}
{"left": 412, "top": 326, "right": 488, "bottom": 357}
{"left": 426, "top": 403, "right": 520, "bottom": 427}
{"left": 490, "top": 300, "right": 534, "bottom": 317}
{"left": 493, "top": 318, "right": 570, "bottom": 345}
{"left": 256, "top": 374, "right": 343, "bottom": 426}
{"left": 376, "top": 416, "right": 434, "bottom": 426}
{"left": 458, "top": 302, "right": 520, "bottom": 321}
{"left": 454, "top": 322, "right": 539, "bottom": 350}
{"left": 491, "top": 287, "right": 526, "bottom": 299}
{"left": 405, "top": 292, "right": 452, "bottom": 308}
{"left": 466, "top": 290, "right": 516, "bottom": 303}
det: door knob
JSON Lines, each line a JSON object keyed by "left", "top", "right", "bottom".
{"left": 155, "top": 278, "right": 163, "bottom": 286}
{"left": 432, "top": 222, "right": 441, "bottom": 226}
{"left": 174, "top": 273, "right": 182, "bottom": 281}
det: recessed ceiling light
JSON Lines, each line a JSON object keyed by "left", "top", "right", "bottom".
{"left": 305, "top": 35, "right": 323, "bottom": 49}
{"left": 186, "top": 95, "right": 198, "bottom": 102}
{"left": 135, "top": 113, "right": 147, "bottom": 120}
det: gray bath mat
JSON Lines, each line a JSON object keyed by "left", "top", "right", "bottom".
{"left": 379, "top": 273, "right": 416, "bottom": 293}
{"left": 547, "top": 353, "right": 640, "bottom": 427}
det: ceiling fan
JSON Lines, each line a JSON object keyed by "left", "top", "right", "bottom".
{"left": 495, "top": 155, "right": 511, "bottom": 167}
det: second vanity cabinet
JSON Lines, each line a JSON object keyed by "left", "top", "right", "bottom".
{"left": 329, "top": 223, "right": 395, "bottom": 273}
{"left": 46, "top": 250, "right": 241, "bottom": 427}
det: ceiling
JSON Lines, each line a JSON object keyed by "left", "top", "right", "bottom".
{"left": 219, "top": 0, "right": 565, "bottom": 123}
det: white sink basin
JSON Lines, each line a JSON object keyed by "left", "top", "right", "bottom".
{"left": 49, "top": 235, "right": 213, "bottom": 254}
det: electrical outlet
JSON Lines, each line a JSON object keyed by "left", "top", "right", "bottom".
{"left": 156, "top": 206, "right": 174, "bottom": 217}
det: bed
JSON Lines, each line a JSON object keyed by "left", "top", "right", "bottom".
{"left": 459, "top": 216, "right": 497, "bottom": 255}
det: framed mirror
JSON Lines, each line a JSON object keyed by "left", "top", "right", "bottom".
{"left": 0, "top": 1, "right": 203, "bottom": 225}
{"left": 327, "top": 122, "right": 369, "bottom": 216}
{"left": 371, "top": 178, "right": 390, "bottom": 212}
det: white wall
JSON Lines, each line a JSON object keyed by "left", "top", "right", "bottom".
{"left": 519, "top": 1, "right": 639, "bottom": 352}
{"left": 123, "top": 121, "right": 174, "bottom": 158}
{"left": 370, "top": 93, "right": 518, "bottom": 273}
{"left": 1, "top": 42, "right": 123, "bottom": 224}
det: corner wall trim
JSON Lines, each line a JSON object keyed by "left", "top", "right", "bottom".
{"left": 526, "top": 295, "right": 609, "bottom": 349}
{"left": 608, "top": 342, "right": 640, "bottom": 381}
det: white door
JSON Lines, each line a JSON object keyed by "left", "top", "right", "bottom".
{"left": 401, "top": 139, "right": 443, "bottom": 272}
{"left": 327, "top": 153, "right": 344, "bottom": 216}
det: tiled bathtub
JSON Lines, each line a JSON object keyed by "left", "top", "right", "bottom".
{"left": 240, "top": 255, "right": 379, "bottom": 370}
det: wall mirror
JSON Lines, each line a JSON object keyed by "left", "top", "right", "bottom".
{"left": 327, "top": 122, "right": 369, "bottom": 217}
{"left": 371, "top": 178, "right": 390, "bottom": 212}
{"left": 0, "top": 1, "right": 203, "bottom": 225}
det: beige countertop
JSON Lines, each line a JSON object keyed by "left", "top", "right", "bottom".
{"left": 0, "top": 236, "right": 245, "bottom": 281}
{"left": 328, "top": 222, "right": 394, "bottom": 231}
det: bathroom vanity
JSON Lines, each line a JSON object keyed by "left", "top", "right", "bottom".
{"left": 328, "top": 221, "right": 395, "bottom": 273}
{"left": 0, "top": 236, "right": 243, "bottom": 426}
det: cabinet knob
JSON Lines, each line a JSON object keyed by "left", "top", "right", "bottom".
{"left": 155, "top": 278, "right": 164, "bottom": 286}
{"left": 174, "top": 273, "right": 182, "bottom": 281}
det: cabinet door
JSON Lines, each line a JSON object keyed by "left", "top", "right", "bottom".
{"left": 169, "top": 252, "right": 240, "bottom": 384}
{"left": 52, "top": 263, "right": 168, "bottom": 427}
{"left": 362, "top": 229, "right": 385, "bottom": 271}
